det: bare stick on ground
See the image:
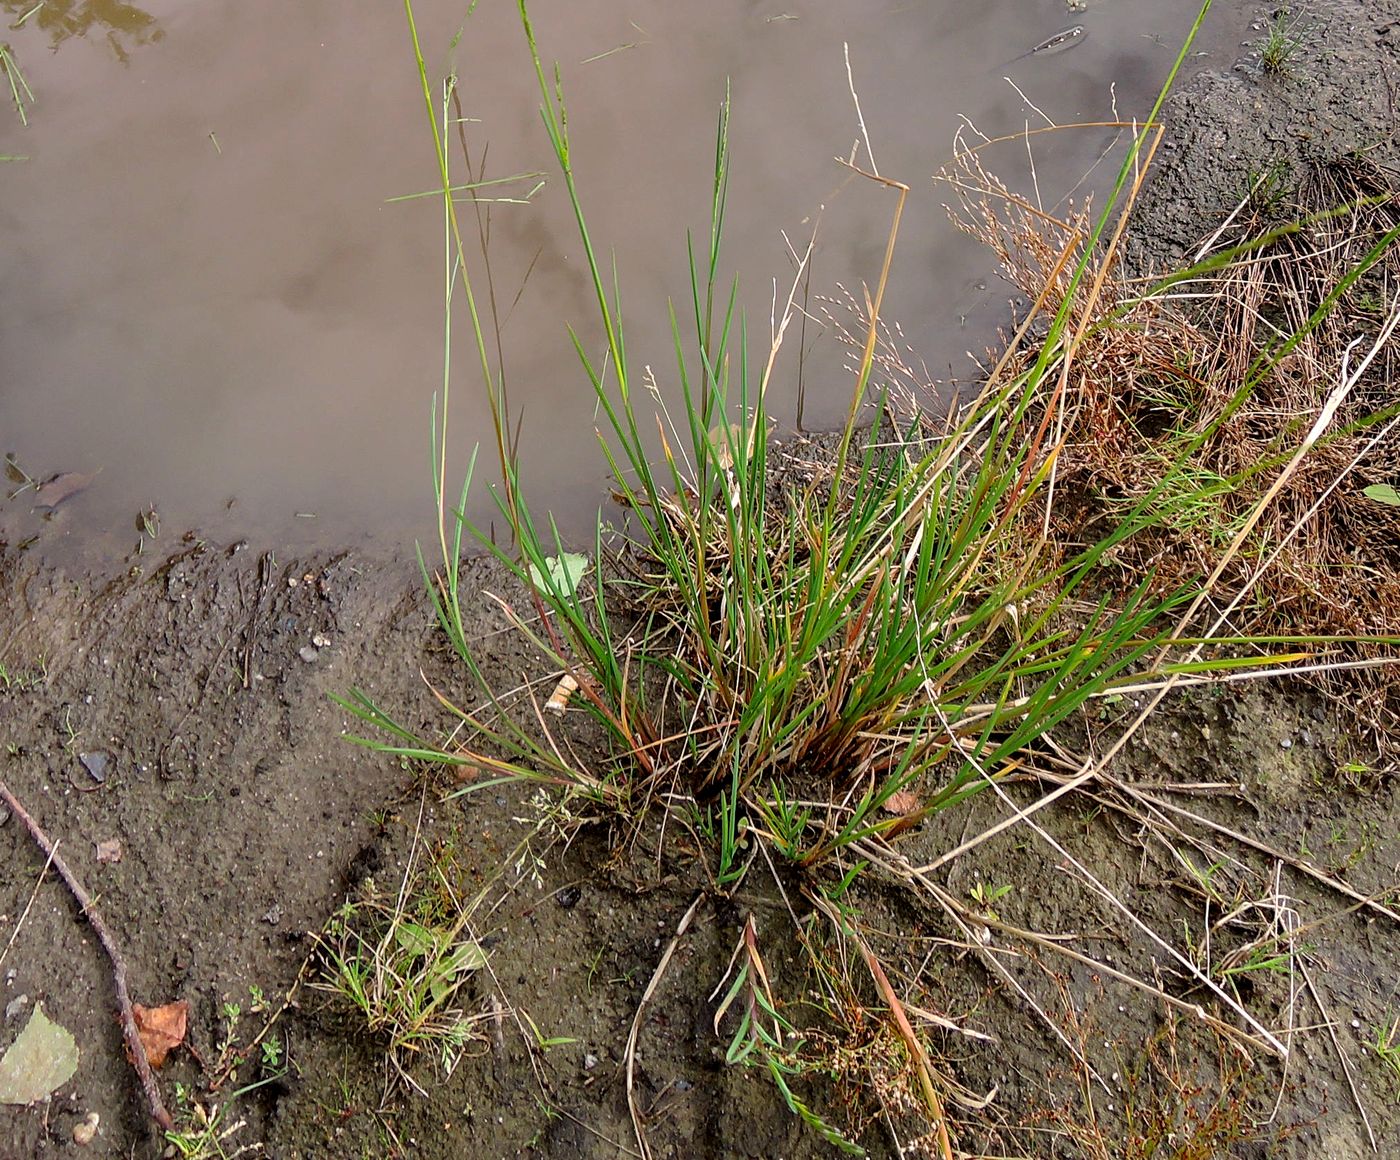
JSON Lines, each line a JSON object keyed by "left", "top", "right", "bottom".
{"left": 0, "top": 778, "right": 174, "bottom": 1132}
{"left": 625, "top": 893, "right": 703, "bottom": 1160}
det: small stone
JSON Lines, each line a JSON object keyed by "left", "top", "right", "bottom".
{"left": 298, "top": 646, "right": 319, "bottom": 664}
{"left": 72, "top": 1112, "right": 99, "bottom": 1146}
{"left": 4, "top": 994, "right": 29, "bottom": 1021}
{"left": 584, "top": 1053, "right": 599, "bottom": 1070}
{"left": 312, "top": 632, "right": 331, "bottom": 649}
{"left": 95, "top": 839, "right": 123, "bottom": 864}
{"left": 556, "top": 886, "right": 581, "bottom": 910}
{"left": 1280, "top": 738, "right": 1293, "bottom": 751}
{"left": 263, "top": 902, "right": 283, "bottom": 926}
{"left": 0, "top": 804, "right": 10, "bottom": 827}
{"left": 78, "top": 750, "right": 112, "bottom": 784}
{"left": 1300, "top": 729, "right": 1313, "bottom": 746}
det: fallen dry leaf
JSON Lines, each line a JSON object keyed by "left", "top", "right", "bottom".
{"left": 882, "top": 789, "right": 922, "bottom": 816}
{"left": 0, "top": 1004, "right": 79, "bottom": 1104}
{"left": 132, "top": 1001, "right": 188, "bottom": 1068}
{"left": 94, "top": 839, "right": 122, "bottom": 864}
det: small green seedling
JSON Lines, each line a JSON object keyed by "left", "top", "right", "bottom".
{"left": 1371, "top": 1015, "right": 1400, "bottom": 1094}
{"left": 1260, "top": 9, "right": 1303, "bottom": 75}
{"left": 520, "top": 1009, "right": 577, "bottom": 1052}
{"left": 313, "top": 869, "right": 490, "bottom": 1087}
{"left": 970, "top": 881, "right": 1013, "bottom": 921}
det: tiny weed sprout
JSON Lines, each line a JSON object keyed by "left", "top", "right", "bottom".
{"left": 1260, "top": 8, "right": 1303, "bottom": 76}
{"left": 311, "top": 819, "right": 489, "bottom": 1092}
{"left": 1373, "top": 1017, "right": 1400, "bottom": 1095}
{"left": 333, "top": 0, "right": 1400, "bottom": 1150}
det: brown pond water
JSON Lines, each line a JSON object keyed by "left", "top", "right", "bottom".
{"left": 0, "top": 0, "right": 1250, "bottom": 567}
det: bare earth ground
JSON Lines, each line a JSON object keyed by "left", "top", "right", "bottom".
{"left": 4, "top": 1, "right": 1400, "bottom": 1157}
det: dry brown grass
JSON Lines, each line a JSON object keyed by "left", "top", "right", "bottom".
{"left": 934, "top": 144, "right": 1400, "bottom": 757}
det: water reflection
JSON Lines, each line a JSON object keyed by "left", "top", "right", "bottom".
{"left": 5, "top": 0, "right": 162, "bottom": 59}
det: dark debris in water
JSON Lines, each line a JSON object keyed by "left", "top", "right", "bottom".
{"left": 34, "top": 471, "right": 96, "bottom": 509}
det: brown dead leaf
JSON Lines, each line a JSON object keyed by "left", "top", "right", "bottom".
{"left": 132, "top": 1001, "right": 188, "bottom": 1068}
{"left": 882, "top": 789, "right": 922, "bottom": 816}
{"left": 94, "top": 839, "right": 122, "bottom": 864}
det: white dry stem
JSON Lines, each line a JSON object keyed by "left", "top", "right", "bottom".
{"left": 627, "top": 894, "right": 704, "bottom": 1160}
{"left": 844, "top": 42, "right": 878, "bottom": 176}
{"left": 1003, "top": 77, "right": 1056, "bottom": 132}
{"left": 1301, "top": 955, "right": 1378, "bottom": 1151}
{"left": 753, "top": 230, "right": 816, "bottom": 436}
{"left": 0, "top": 839, "right": 58, "bottom": 973}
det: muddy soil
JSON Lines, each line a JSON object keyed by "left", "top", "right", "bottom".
{"left": 4, "top": 1, "right": 1400, "bottom": 1158}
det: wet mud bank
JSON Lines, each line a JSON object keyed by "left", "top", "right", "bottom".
{"left": 5, "top": 2, "right": 1400, "bottom": 1157}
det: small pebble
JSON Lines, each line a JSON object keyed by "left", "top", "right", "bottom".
{"left": 72, "top": 1112, "right": 99, "bottom": 1146}
{"left": 1300, "top": 728, "right": 1313, "bottom": 746}
{"left": 1280, "top": 738, "right": 1293, "bottom": 750}
{"left": 298, "top": 646, "right": 319, "bottom": 664}
{"left": 556, "top": 886, "right": 582, "bottom": 910}
{"left": 312, "top": 632, "right": 331, "bottom": 648}
{"left": 78, "top": 750, "right": 112, "bottom": 784}
{"left": 584, "top": 1053, "right": 599, "bottom": 1070}
{"left": 4, "top": 994, "right": 29, "bottom": 1021}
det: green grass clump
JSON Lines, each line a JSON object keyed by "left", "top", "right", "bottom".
{"left": 345, "top": 0, "right": 1235, "bottom": 869}
{"left": 312, "top": 844, "right": 488, "bottom": 1090}
{"left": 1260, "top": 9, "right": 1303, "bottom": 76}
{"left": 335, "top": 0, "right": 1400, "bottom": 1149}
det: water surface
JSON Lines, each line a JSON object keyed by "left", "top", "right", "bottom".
{"left": 0, "top": 0, "right": 1247, "bottom": 565}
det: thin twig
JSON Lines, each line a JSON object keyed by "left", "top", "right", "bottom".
{"left": 0, "top": 779, "right": 173, "bottom": 1131}
{"left": 0, "top": 839, "right": 57, "bottom": 973}
{"left": 1300, "top": 956, "right": 1378, "bottom": 1152}
{"left": 1112, "top": 782, "right": 1400, "bottom": 927}
{"left": 625, "top": 893, "right": 704, "bottom": 1160}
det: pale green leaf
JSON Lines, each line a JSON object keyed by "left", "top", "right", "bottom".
{"left": 1362, "top": 483, "right": 1400, "bottom": 507}
{"left": 394, "top": 922, "right": 437, "bottom": 958}
{"left": 527, "top": 552, "right": 590, "bottom": 593}
{"left": 443, "top": 940, "right": 487, "bottom": 976}
{"left": 0, "top": 1004, "right": 79, "bottom": 1105}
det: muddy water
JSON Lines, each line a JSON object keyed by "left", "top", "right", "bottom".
{"left": 0, "top": 0, "right": 1248, "bottom": 566}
